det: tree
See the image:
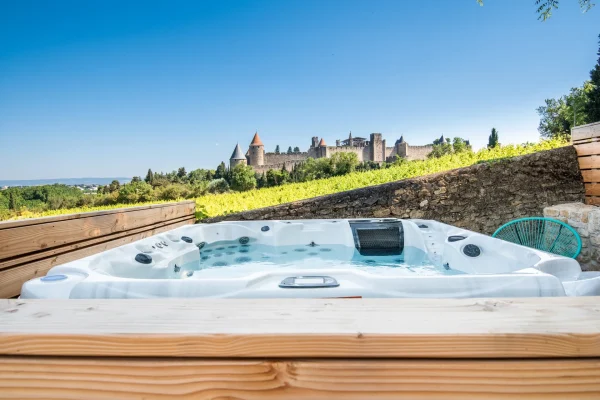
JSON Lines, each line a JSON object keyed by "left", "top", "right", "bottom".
{"left": 537, "top": 83, "right": 593, "bottom": 139}
{"left": 230, "top": 164, "right": 257, "bottom": 191}
{"left": 145, "top": 169, "right": 153, "bottom": 184}
{"left": 214, "top": 162, "right": 226, "bottom": 180}
{"left": 8, "top": 191, "right": 20, "bottom": 210}
{"left": 287, "top": 146, "right": 293, "bottom": 154}
{"left": 428, "top": 136, "right": 472, "bottom": 158}
{"left": 488, "top": 128, "right": 499, "bottom": 149}
{"left": 475, "top": 0, "right": 594, "bottom": 21}
{"left": 118, "top": 181, "right": 154, "bottom": 203}
{"left": 187, "top": 168, "right": 210, "bottom": 184}
{"left": 330, "top": 152, "right": 359, "bottom": 175}
{"left": 131, "top": 176, "right": 142, "bottom": 183}
{"left": 585, "top": 34, "right": 600, "bottom": 122}
{"left": 452, "top": 137, "right": 472, "bottom": 153}
{"left": 256, "top": 172, "right": 267, "bottom": 188}
{"left": 266, "top": 169, "right": 289, "bottom": 187}
{"left": 108, "top": 180, "right": 120, "bottom": 193}
{"left": 275, "top": 145, "right": 280, "bottom": 154}
{"left": 177, "top": 167, "right": 187, "bottom": 180}
{"left": 207, "top": 178, "right": 230, "bottom": 194}
{"left": 293, "top": 146, "right": 300, "bottom": 153}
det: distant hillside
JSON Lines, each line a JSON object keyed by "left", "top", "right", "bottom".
{"left": 0, "top": 177, "right": 131, "bottom": 187}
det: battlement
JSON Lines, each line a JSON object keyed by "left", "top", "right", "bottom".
{"left": 264, "top": 152, "right": 309, "bottom": 156}
{"left": 406, "top": 144, "right": 434, "bottom": 150}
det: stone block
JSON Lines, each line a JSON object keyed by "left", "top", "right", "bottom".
{"left": 372, "top": 208, "right": 391, "bottom": 218}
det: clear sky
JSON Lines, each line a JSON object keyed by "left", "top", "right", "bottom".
{"left": 0, "top": 0, "right": 598, "bottom": 180}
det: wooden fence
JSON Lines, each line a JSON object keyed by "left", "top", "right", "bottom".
{"left": 573, "top": 121, "right": 600, "bottom": 205}
{"left": 0, "top": 201, "right": 196, "bottom": 298}
{"left": 0, "top": 297, "right": 599, "bottom": 398}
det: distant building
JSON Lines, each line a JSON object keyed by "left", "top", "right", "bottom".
{"left": 230, "top": 131, "right": 433, "bottom": 173}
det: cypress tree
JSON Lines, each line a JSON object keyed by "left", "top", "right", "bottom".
{"left": 145, "top": 169, "right": 153, "bottom": 184}
{"left": 488, "top": 128, "right": 499, "bottom": 148}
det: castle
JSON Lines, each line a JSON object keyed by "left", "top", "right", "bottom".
{"left": 230, "top": 132, "right": 433, "bottom": 174}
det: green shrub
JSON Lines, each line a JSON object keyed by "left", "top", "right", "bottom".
{"left": 207, "top": 179, "right": 230, "bottom": 194}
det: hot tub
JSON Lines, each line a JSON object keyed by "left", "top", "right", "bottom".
{"left": 20, "top": 219, "right": 600, "bottom": 299}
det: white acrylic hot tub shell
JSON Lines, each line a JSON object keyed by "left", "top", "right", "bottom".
{"left": 19, "top": 219, "right": 597, "bottom": 299}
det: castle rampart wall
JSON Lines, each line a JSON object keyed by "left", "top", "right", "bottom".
{"left": 263, "top": 152, "right": 309, "bottom": 165}
{"left": 324, "top": 146, "right": 368, "bottom": 162}
{"left": 252, "top": 159, "right": 305, "bottom": 174}
{"left": 405, "top": 144, "right": 433, "bottom": 161}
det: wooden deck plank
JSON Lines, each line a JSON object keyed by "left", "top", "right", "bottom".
{"left": 0, "top": 202, "right": 195, "bottom": 261}
{"left": 0, "top": 218, "right": 194, "bottom": 298}
{"left": 0, "top": 298, "right": 599, "bottom": 358}
{"left": 1, "top": 357, "right": 599, "bottom": 399}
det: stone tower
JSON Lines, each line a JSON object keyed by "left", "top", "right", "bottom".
{"left": 369, "top": 133, "right": 384, "bottom": 162}
{"left": 248, "top": 132, "right": 265, "bottom": 166}
{"left": 311, "top": 136, "right": 319, "bottom": 148}
{"left": 229, "top": 143, "right": 247, "bottom": 168}
{"left": 318, "top": 137, "right": 327, "bottom": 158}
{"left": 395, "top": 136, "right": 408, "bottom": 158}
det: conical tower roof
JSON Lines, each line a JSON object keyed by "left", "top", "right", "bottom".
{"left": 250, "top": 132, "right": 264, "bottom": 146}
{"left": 230, "top": 143, "right": 245, "bottom": 160}
{"left": 319, "top": 138, "right": 327, "bottom": 146}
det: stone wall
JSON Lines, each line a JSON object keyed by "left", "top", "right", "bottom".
{"left": 324, "top": 146, "right": 367, "bottom": 161}
{"left": 263, "top": 152, "right": 309, "bottom": 165}
{"left": 205, "top": 146, "right": 584, "bottom": 235}
{"left": 405, "top": 144, "right": 434, "bottom": 161}
{"left": 544, "top": 203, "right": 600, "bottom": 271}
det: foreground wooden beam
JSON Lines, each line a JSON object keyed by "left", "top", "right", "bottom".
{"left": 1, "top": 357, "right": 599, "bottom": 399}
{"left": 2, "top": 298, "right": 600, "bottom": 399}
{"left": 1, "top": 298, "right": 599, "bottom": 358}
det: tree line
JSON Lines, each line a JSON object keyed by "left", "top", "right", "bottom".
{"left": 537, "top": 34, "right": 600, "bottom": 139}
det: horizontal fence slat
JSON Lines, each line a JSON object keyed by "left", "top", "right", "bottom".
{"left": 585, "top": 196, "right": 600, "bottom": 206}
{"left": 1, "top": 298, "right": 599, "bottom": 358}
{"left": 578, "top": 155, "right": 600, "bottom": 169}
{"left": 0, "top": 218, "right": 194, "bottom": 298}
{"left": 0, "top": 214, "right": 194, "bottom": 271}
{"left": 574, "top": 141, "right": 600, "bottom": 156}
{"left": 1, "top": 357, "right": 599, "bottom": 399}
{"left": 0, "top": 201, "right": 195, "bottom": 230}
{"left": 572, "top": 121, "right": 600, "bottom": 142}
{"left": 581, "top": 169, "right": 600, "bottom": 183}
{"left": 585, "top": 184, "right": 600, "bottom": 196}
{"left": 0, "top": 202, "right": 195, "bottom": 261}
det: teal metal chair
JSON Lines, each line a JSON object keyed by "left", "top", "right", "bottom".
{"left": 492, "top": 217, "right": 582, "bottom": 259}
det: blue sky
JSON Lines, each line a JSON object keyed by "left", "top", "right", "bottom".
{"left": 0, "top": 0, "right": 598, "bottom": 180}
